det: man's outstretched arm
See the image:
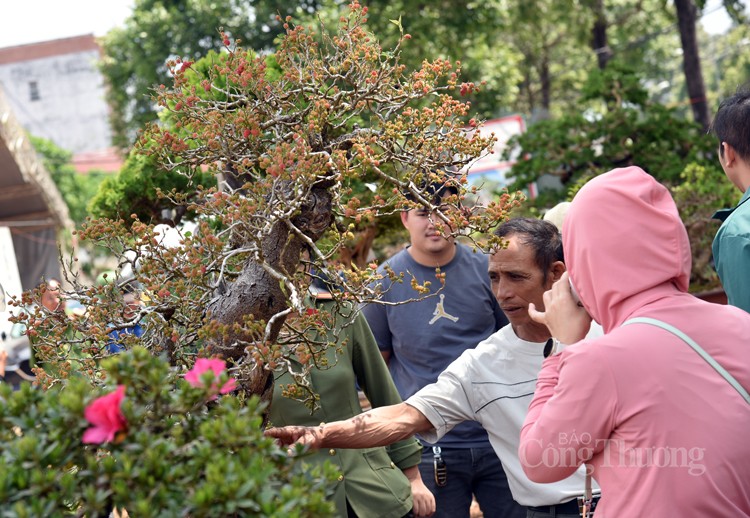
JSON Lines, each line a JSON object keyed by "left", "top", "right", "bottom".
{"left": 265, "top": 402, "right": 433, "bottom": 450}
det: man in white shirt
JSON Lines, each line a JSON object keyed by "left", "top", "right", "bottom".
{"left": 267, "top": 218, "right": 599, "bottom": 517}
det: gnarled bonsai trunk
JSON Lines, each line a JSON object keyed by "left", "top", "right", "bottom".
{"left": 207, "top": 184, "right": 333, "bottom": 405}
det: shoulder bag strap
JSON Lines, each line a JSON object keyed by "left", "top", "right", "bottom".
{"left": 622, "top": 316, "right": 750, "bottom": 405}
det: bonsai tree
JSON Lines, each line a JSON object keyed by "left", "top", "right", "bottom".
{"left": 20, "top": 2, "right": 519, "bottom": 410}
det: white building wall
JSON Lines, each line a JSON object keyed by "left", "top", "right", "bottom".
{"left": 0, "top": 48, "right": 112, "bottom": 153}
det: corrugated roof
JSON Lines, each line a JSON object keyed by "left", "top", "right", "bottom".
{"left": 0, "top": 85, "right": 72, "bottom": 228}
{"left": 0, "top": 84, "right": 73, "bottom": 289}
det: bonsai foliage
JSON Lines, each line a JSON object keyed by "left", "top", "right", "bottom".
{"left": 23, "top": 3, "right": 519, "bottom": 409}
{"left": 0, "top": 347, "right": 337, "bottom": 516}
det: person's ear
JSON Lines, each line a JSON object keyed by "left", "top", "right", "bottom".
{"left": 722, "top": 142, "right": 737, "bottom": 166}
{"left": 400, "top": 210, "right": 409, "bottom": 227}
{"left": 549, "top": 261, "right": 566, "bottom": 283}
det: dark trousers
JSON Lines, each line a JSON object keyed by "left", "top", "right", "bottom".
{"left": 418, "top": 445, "right": 525, "bottom": 518}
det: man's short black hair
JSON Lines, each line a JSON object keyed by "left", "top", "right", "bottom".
{"left": 404, "top": 176, "right": 459, "bottom": 206}
{"left": 494, "top": 218, "right": 563, "bottom": 284}
{"left": 711, "top": 84, "right": 750, "bottom": 161}
{"left": 120, "top": 277, "right": 141, "bottom": 295}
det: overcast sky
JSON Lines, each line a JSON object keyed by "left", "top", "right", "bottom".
{"left": 0, "top": 0, "right": 735, "bottom": 50}
{"left": 0, "top": 0, "right": 135, "bottom": 48}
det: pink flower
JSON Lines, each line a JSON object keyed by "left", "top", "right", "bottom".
{"left": 82, "top": 385, "right": 127, "bottom": 444}
{"left": 185, "top": 358, "right": 238, "bottom": 399}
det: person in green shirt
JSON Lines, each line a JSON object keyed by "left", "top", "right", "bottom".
{"left": 269, "top": 276, "right": 435, "bottom": 518}
{"left": 711, "top": 85, "right": 750, "bottom": 312}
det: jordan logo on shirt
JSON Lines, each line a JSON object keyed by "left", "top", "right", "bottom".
{"left": 429, "top": 294, "right": 459, "bottom": 325}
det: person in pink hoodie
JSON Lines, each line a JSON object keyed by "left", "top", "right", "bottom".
{"left": 519, "top": 166, "right": 750, "bottom": 516}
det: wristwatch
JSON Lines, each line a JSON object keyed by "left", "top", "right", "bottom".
{"left": 543, "top": 338, "right": 567, "bottom": 358}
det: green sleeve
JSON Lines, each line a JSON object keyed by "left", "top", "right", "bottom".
{"left": 349, "top": 310, "right": 422, "bottom": 469}
{"left": 715, "top": 234, "right": 750, "bottom": 313}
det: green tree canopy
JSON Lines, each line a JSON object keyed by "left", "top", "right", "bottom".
{"left": 100, "top": 0, "right": 262, "bottom": 148}
{"left": 89, "top": 147, "right": 215, "bottom": 225}
{"left": 101, "top": 0, "right": 738, "bottom": 149}
{"left": 30, "top": 136, "right": 108, "bottom": 226}
{"left": 504, "top": 62, "right": 716, "bottom": 194}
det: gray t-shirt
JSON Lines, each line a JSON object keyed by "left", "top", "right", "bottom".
{"left": 363, "top": 243, "right": 507, "bottom": 447}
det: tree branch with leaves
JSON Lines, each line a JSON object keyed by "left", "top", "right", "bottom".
{"left": 25, "top": 3, "right": 520, "bottom": 412}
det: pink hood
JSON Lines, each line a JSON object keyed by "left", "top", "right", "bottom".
{"left": 562, "top": 166, "right": 691, "bottom": 332}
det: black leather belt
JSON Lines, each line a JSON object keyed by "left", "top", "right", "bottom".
{"left": 527, "top": 495, "right": 599, "bottom": 515}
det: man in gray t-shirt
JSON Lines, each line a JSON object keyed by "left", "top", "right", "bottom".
{"left": 363, "top": 184, "right": 519, "bottom": 518}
